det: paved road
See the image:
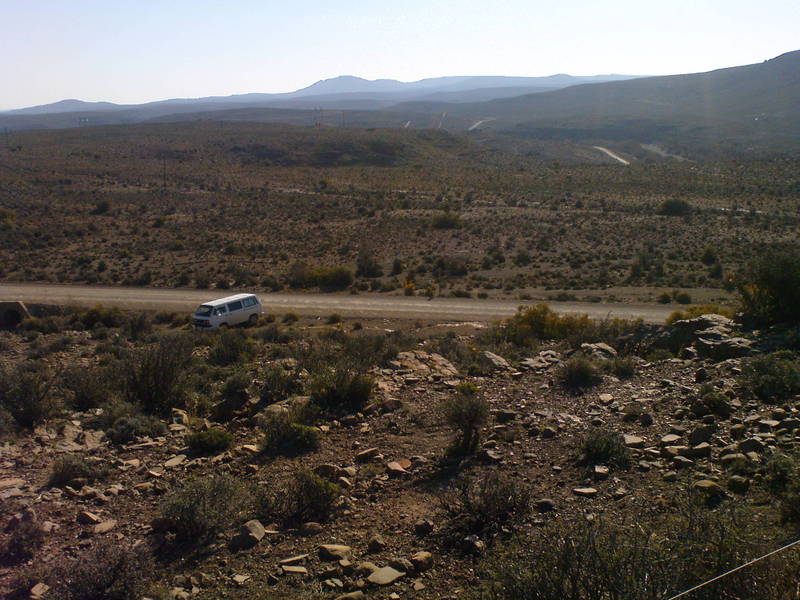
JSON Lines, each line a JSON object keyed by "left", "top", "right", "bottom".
{"left": 0, "top": 282, "right": 674, "bottom": 323}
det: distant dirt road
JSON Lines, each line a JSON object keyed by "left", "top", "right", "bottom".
{"left": 0, "top": 282, "right": 675, "bottom": 323}
{"left": 592, "top": 146, "right": 631, "bottom": 165}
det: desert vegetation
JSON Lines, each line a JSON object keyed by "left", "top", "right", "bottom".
{"left": 0, "top": 122, "right": 797, "bottom": 302}
{"left": 1, "top": 288, "right": 799, "bottom": 598}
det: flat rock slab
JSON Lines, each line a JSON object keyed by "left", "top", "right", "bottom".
{"left": 0, "top": 477, "right": 25, "bottom": 489}
{"left": 573, "top": 487, "right": 599, "bottom": 498}
{"left": 624, "top": 435, "right": 645, "bottom": 448}
{"left": 164, "top": 454, "right": 187, "bottom": 468}
{"left": 93, "top": 520, "right": 117, "bottom": 534}
{"left": 367, "top": 566, "right": 405, "bottom": 586}
{"left": 319, "top": 544, "right": 352, "bottom": 561}
{"left": 279, "top": 554, "right": 309, "bottom": 565}
{"left": 281, "top": 565, "right": 308, "bottom": 575}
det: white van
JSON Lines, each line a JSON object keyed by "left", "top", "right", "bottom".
{"left": 192, "top": 293, "right": 263, "bottom": 330}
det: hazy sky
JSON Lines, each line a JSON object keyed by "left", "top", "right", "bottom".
{"left": 1, "top": 0, "right": 798, "bottom": 110}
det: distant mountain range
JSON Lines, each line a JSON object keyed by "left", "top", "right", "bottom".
{"left": 1, "top": 51, "right": 798, "bottom": 157}
{"left": 6, "top": 73, "right": 639, "bottom": 115}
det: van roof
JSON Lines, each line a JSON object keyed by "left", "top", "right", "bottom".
{"left": 199, "top": 293, "right": 258, "bottom": 307}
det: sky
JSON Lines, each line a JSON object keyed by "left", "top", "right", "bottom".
{"left": 1, "top": 0, "right": 798, "bottom": 110}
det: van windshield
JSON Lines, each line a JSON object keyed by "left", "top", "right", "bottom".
{"left": 195, "top": 305, "right": 213, "bottom": 316}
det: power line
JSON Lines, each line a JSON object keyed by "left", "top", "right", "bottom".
{"left": 665, "top": 537, "right": 800, "bottom": 600}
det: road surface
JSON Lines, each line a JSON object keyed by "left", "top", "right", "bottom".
{"left": 592, "top": 146, "right": 631, "bottom": 165}
{"left": 0, "top": 282, "right": 675, "bottom": 323}
{"left": 468, "top": 117, "right": 497, "bottom": 131}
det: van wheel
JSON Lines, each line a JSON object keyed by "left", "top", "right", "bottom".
{"left": 248, "top": 314, "right": 258, "bottom": 326}
{"left": 218, "top": 323, "right": 229, "bottom": 330}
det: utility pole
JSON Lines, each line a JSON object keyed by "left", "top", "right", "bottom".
{"left": 162, "top": 154, "right": 167, "bottom": 189}
{"left": 3, "top": 127, "right": 9, "bottom": 150}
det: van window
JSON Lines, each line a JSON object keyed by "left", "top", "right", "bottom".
{"left": 213, "top": 306, "right": 227, "bottom": 316}
{"left": 243, "top": 296, "right": 257, "bottom": 308}
{"left": 227, "top": 301, "right": 243, "bottom": 312}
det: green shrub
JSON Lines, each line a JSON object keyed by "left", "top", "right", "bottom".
{"left": 47, "top": 455, "right": 107, "bottom": 488}
{"left": 61, "top": 364, "right": 116, "bottom": 411}
{"left": 665, "top": 304, "right": 734, "bottom": 325}
{"left": 0, "top": 362, "right": 60, "bottom": 428}
{"left": 581, "top": 429, "right": 630, "bottom": 469}
{"left": 186, "top": 428, "right": 233, "bottom": 455}
{"left": 674, "top": 291, "right": 692, "bottom": 305}
{"left": 690, "top": 387, "right": 733, "bottom": 417}
{"left": 272, "top": 471, "right": 341, "bottom": 524}
{"left": 498, "top": 304, "right": 639, "bottom": 348}
{"left": 71, "top": 305, "right": 127, "bottom": 330}
{"left": 761, "top": 453, "right": 800, "bottom": 523}
{"left": 214, "top": 370, "right": 251, "bottom": 421}
{"left": 208, "top": 329, "right": 252, "bottom": 366}
{"left": 656, "top": 198, "right": 692, "bottom": 216}
{"left": 607, "top": 356, "right": 636, "bottom": 379}
{"left": 106, "top": 414, "right": 166, "bottom": 445}
{"left": 737, "top": 247, "right": 800, "bottom": 325}
{"left": 738, "top": 351, "right": 800, "bottom": 403}
{"left": 159, "top": 474, "right": 253, "bottom": 544}
{"left": 475, "top": 502, "right": 799, "bottom": 600}
{"left": 259, "top": 410, "right": 319, "bottom": 456}
{"left": 645, "top": 348, "right": 674, "bottom": 362}
{"left": 122, "top": 334, "right": 193, "bottom": 415}
{"left": 259, "top": 364, "right": 302, "bottom": 404}
{"left": 441, "top": 383, "right": 488, "bottom": 455}
{"left": 558, "top": 355, "right": 601, "bottom": 388}
{"left": 46, "top": 539, "right": 152, "bottom": 600}
{"left": 307, "top": 365, "right": 373, "bottom": 412}
{"left": 441, "top": 472, "right": 531, "bottom": 541}
{"left": 432, "top": 211, "right": 462, "bottom": 229}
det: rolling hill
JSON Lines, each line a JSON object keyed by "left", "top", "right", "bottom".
{"left": 438, "top": 50, "right": 800, "bottom": 155}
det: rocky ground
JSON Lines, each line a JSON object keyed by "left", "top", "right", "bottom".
{"left": 1, "top": 312, "right": 798, "bottom": 599}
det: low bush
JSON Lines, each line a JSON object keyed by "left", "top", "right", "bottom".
{"left": 70, "top": 305, "right": 127, "bottom": 330}
{"left": 737, "top": 247, "right": 800, "bottom": 326}
{"left": 306, "top": 365, "right": 373, "bottom": 412}
{"left": 738, "top": 351, "right": 800, "bottom": 403}
{"left": 666, "top": 304, "right": 734, "bottom": 324}
{"left": 106, "top": 414, "right": 166, "bottom": 445}
{"left": 441, "top": 382, "right": 489, "bottom": 455}
{"left": 208, "top": 329, "right": 252, "bottom": 366}
{"left": 46, "top": 539, "right": 152, "bottom": 600}
{"left": 581, "top": 429, "right": 630, "bottom": 469}
{"left": 186, "top": 428, "right": 233, "bottom": 455}
{"left": 159, "top": 474, "right": 253, "bottom": 544}
{"left": 432, "top": 211, "right": 462, "bottom": 229}
{"left": 1, "top": 519, "right": 44, "bottom": 564}
{"left": 260, "top": 471, "right": 341, "bottom": 525}
{"left": 259, "top": 364, "right": 302, "bottom": 404}
{"left": 259, "top": 410, "right": 319, "bottom": 456}
{"left": 656, "top": 198, "right": 693, "bottom": 216}
{"left": 761, "top": 453, "right": 800, "bottom": 523}
{"left": 691, "top": 386, "right": 733, "bottom": 417}
{"left": 47, "top": 455, "right": 107, "bottom": 488}
{"left": 214, "top": 369, "right": 251, "bottom": 421}
{"left": 558, "top": 354, "right": 601, "bottom": 389}
{"left": 122, "top": 334, "right": 193, "bottom": 415}
{"left": 606, "top": 356, "right": 637, "bottom": 378}
{"left": 475, "top": 499, "right": 799, "bottom": 600}
{"left": 0, "top": 361, "right": 60, "bottom": 428}
{"left": 441, "top": 472, "right": 531, "bottom": 542}
{"left": 61, "top": 364, "right": 116, "bottom": 411}
{"left": 498, "top": 304, "right": 639, "bottom": 348}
